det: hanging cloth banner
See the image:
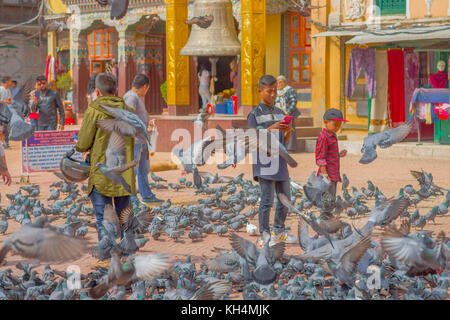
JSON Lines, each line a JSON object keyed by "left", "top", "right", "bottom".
{"left": 369, "top": 50, "right": 389, "bottom": 133}
{"left": 388, "top": 49, "right": 405, "bottom": 126}
{"left": 346, "top": 47, "right": 376, "bottom": 99}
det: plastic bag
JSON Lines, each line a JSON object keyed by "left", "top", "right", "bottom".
{"left": 149, "top": 127, "right": 158, "bottom": 153}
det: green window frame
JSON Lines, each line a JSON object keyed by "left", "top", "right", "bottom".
{"left": 376, "top": 0, "right": 406, "bottom": 15}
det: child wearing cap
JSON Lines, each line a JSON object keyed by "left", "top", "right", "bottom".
{"left": 315, "top": 108, "right": 348, "bottom": 218}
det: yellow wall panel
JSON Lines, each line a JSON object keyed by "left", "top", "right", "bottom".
{"left": 265, "top": 13, "right": 281, "bottom": 77}
{"left": 47, "top": 0, "right": 67, "bottom": 14}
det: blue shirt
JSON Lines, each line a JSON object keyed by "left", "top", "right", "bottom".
{"left": 247, "top": 103, "right": 289, "bottom": 182}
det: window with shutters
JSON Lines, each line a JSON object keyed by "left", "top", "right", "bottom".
{"left": 88, "top": 28, "right": 117, "bottom": 59}
{"left": 376, "top": 0, "right": 406, "bottom": 15}
{"left": 288, "top": 12, "right": 311, "bottom": 88}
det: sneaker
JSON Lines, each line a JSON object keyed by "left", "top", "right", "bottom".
{"left": 270, "top": 230, "right": 297, "bottom": 245}
{"left": 258, "top": 231, "right": 271, "bottom": 249}
{"left": 3, "top": 144, "right": 10, "bottom": 150}
{"left": 142, "top": 196, "right": 164, "bottom": 204}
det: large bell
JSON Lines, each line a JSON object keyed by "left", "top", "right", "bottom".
{"left": 180, "top": 0, "right": 241, "bottom": 56}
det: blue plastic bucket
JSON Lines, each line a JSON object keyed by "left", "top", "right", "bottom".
{"left": 215, "top": 103, "right": 228, "bottom": 114}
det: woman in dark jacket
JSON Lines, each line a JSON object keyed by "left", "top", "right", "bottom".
{"left": 276, "top": 75, "right": 300, "bottom": 152}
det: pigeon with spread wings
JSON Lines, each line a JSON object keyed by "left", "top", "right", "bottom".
{"left": 217, "top": 124, "right": 298, "bottom": 168}
{"left": 0, "top": 78, "right": 35, "bottom": 141}
{"left": 360, "top": 122, "right": 412, "bottom": 164}
{"left": 173, "top": 135, "right": 219, "bottom": 189}
{"left": 95, "top": 123, "right": 142, "bottom": 193}
{"left": 99, "top": 104, "right": 153, "bottom": 152}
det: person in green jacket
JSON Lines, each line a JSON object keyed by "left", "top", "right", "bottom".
{"left": 75, "top": 73, "right": 136, "bottom": 241}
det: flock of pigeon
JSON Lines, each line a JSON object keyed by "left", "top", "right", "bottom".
{"left": 0, "top": 164, "right": 448, "bottom": 300}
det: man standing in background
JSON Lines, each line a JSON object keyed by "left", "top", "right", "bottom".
{"left": 87, "top": 65, "right": 101, "bottom": 104}
{"left": 0, "top": 76, "right": 12, "bottom": 149}
{"left": 106, "top": 59, "right": 118, "bottom": 80}
{"left": 10, "top": 80, "right": 19, "bottom": 100}
{"left": 124, "top": 74, "right": 163, "bottom": 204}
{"left": 30, "top": 75, "right": 65, "bottom": 131}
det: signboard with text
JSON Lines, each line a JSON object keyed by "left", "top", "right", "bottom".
{"left": 21, "top": 130, "right": 83, "bottom": 173}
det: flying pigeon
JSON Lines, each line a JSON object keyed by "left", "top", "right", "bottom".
{"left": 360, "top": 122, "right": 412, "bottom": 164}
{"left": 173, "top": 135, "right": 218, "bottom": 189}
{"left": 95, "top": 0, "right": 129, "bottom": 20}
{"left": 96, "top": 132, "right": 142, "bottom": 193}
{"left": 381, "top": 221, "right": 443, "bottom": 277}
{"left": 302, "top": 172, "right": 331, "bottom": 208}
{"left": 222, "top": 125, "right": 298, "bottom": 168}
{"left": 368, "top": 197, "right": 409, "bottom": 227}
{"left": 0, "top": 103, "right": 34, "bottom": 141}
{"left": 89, "top": 248, "right": 172, "bottom": 299}
{"left": 99, "top": 104, "right": 153, "bottom": 151}
{"left": 0, "top": 219, "right": 87, "bottom": 264}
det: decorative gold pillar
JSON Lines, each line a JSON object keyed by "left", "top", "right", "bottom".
{"left": 165, "top": 0, "right": 190, "bottom": 115}
{"left": 47, "top": 31, "right": 57, "bottom": 57}
{"left": 240, "top": 0, "right": 265, "bottom": 118}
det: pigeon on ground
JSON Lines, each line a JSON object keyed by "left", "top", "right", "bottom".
{"left": 168, "top": 183, "right": 184, "bottom": 192}
{"left": 229, "top": 233, "right": 285, "bottom": 285}
{"left": 0, "top": 214, "right": 8, "bottom": 234}
{"left": 90, "top": 248, "right": 172, "bottom": 299}
{"left": 150, "top": 172, "right": 166, "bottom": 183}
{"left": 47, "top": 189, "right": 60, "bottom": 201}
{"left": 342, "top": 174, "right": 349, "bottom": 190}
{"left": 359, "top": 122, "right": 412, "bottom": 164}
{"left": 94, "top": 0, "right": 129, "bottom": 20}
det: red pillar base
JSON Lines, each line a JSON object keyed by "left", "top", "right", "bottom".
{"left": 168, "top": 105, "right": 190, "bottom": 116}
{"left": 241, "top": 105, "right": 255, "bottom": 119}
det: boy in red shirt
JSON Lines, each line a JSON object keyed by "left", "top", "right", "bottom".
{"left": 315, "top": 108, "right": 348, "bottom": 218}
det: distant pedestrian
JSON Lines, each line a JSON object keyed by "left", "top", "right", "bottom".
{"left": 276, "top": 75, "right": 300, "bottom": 152}
{"left": 10, "top": 80, "right": 19, "bottom": 99}
{"left": 124, "top": 74, "right": 163, "bottom": 204}
{"left": 198, "top": 64, "right": 211, "bottom": 111}
{"left": 30, "top": 75, "right": 65, "bottom": 131}
{"left": 28, "top": 82, "right": 41, "bottom": 130}
{"left": 87, "top": 65, "right": 101, "bottom": 104}
{"left": 0, "top": 76, "right": 12, "bottom": 149}
{"left": 0, "top": 143, "right": 11, "bottom": 186}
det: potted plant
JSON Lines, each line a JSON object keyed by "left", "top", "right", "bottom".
{"left": 160, "top": 81, "right": 167, "bottom": 104}
{"left": 56, "top": 72, "right": 74, "bottom": 124}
